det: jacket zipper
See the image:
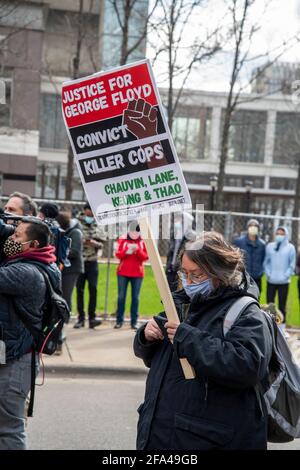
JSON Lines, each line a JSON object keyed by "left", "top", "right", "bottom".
{"left": 204, "top": 377, "right": 208, "bottom": 402}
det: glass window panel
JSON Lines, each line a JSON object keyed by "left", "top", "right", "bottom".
{"left": 40, "top": 94, "right": 68, "bottom": 149}
{"left": 0, "top": 80, "right": 11, "bottom": 126}
{"left": 186, "top": 118, "right": 200, "bottom": 160}
{"left": 173, "top": 117, "right": 188, "bottom": 158}
{"left": 273, "top": 112, "right": 300, "bottom": 165}
{"left": 225, "top": 110, "right": 267, "bottom": 163}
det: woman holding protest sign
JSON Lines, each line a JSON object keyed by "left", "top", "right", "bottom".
{"left": 134, "top": 231, "right": 272, "bottom": 450}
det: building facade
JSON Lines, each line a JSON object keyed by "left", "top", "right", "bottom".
{"left": 0, "top": 0, "right": 148, "bottom": 199}
{"left": 164, "top": 88, "right": 300, "bottom": 216}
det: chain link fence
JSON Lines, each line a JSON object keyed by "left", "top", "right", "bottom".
{"left": 198, "top": 210, "right": 300, "bottom": 246}
{"left": 1, "top": 196, "right": 299, "bottom": 254}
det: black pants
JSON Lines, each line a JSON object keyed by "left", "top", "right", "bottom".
{"left": 266, "top": 282, "right": 289, "bottom": 322}
{"left": 62, "top": 272, "right": 80, "bottom": 312}
{"left": 76, "top": 261, "right": 99, "bottom": 321}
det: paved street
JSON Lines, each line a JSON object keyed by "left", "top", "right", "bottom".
{"left": 27, "top": 375, "right": 146, "bottom": 450}
{"left": 27, "top": 374, "right": 300, "bottom": 450}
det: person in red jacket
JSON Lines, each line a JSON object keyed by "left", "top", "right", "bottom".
{"left": 114, "top": 224, "right": 148, "bottom": 330}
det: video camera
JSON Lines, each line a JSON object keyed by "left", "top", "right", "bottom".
{"left": 0, "top": 208, "right": 24, "bottom": 248}
{"left": 0, "top": 208, "right": 24, "bottom": 222}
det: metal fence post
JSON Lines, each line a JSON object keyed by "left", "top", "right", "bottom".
{"left": 224, "top": 212, "right": 233, "bottom": 241}
{"left": 103, "top": 238, "right": 112, "bottom": 321}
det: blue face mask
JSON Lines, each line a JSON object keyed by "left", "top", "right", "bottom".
{"left": 84, "top": 216, "right": 94, "bottom": 225}
{"left": 275, "top": 235, "right": 285, "bottom": 243}
{"left": 182, "top": 277, "right": 213, "bottom": 299}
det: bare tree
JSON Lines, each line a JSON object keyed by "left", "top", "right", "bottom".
{"left": 65, "top": 0, "right": 84, "bottom": 201}
{"left": 150, "top": 0, "right": 221, "bottom": 131}
{"left": 0, "top": 0, "right": 42, "bottom": 72}
{"left": 215, "top": 0, "right": 299, "bottom": 210}
{"left": 65, "top": 0, "right": 157, "bottom": 199}
{"left": 108, "top": 0, "right": 159, "bottom": 66}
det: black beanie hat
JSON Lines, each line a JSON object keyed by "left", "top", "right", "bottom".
{"left": 40, "top": 203, "right": 59, "bottom": 219}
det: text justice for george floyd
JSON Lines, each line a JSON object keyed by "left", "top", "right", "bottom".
{"left": 63, "top": 73, "right": 152, "bottom": 117}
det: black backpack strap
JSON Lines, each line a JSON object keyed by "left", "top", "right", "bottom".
{"left": 27, "top": 349, "right": 36, "bottom": 418}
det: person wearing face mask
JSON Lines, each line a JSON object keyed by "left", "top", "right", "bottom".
{"left": 134, "top": 231, "right": 272, "bottom": 450}
{"left": 74, "top": 204, "right": 106, "bottom": 329}
{"left": 233, "top": 219, "right": 265, "bottom": 293}
{"left": 264, "top": 226, "right": 296, "bottom": 337}
{"left": 114, "top": 222, "right": 148, "bottom": 330}
{"left": 0, "top": 217, "right": 61, "bottom": 449}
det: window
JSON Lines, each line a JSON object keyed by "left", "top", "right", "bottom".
{"left": 0, "top": 79, "right": 11, "bottom": 127}
{"left": 35, "top": 162, "right": 85, "bottom": 200}
{"left": 273, "top": 112, "right": 300, "bottom": 165}
{"left": 101, "top": 0, "right": 148, "bottom": 68}
{"left": 269, "top": 177, "right": 296, "bottom": 191}
{"left": 184, "top": 172, "right": 213, "bottom": 185}
{"left": 40, "top": 94, "right": 68, "bottom": 149}
{"left": 173, "top": 108, "right": 211, "bottom": 161}
{"left": 226, "top": 110, "right": 267, "bottom": 163}
{"left": 224, "top": 175, "right": 264, "bottom": 188}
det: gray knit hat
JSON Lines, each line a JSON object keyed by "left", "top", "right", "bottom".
{"left": 247, "top": 219, "right": 259, "bottom": 227}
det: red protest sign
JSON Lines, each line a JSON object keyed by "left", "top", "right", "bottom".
{"left": 62, "top": 60, "right": 191, "bottom": 225}
{"left": 62, "top": 62, "right": 157, "bottom": 128}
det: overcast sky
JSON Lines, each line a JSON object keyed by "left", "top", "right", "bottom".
{"left": 148, "top": 0, "right": 300, "bottom": 92}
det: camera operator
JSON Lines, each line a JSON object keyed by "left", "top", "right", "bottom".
{"left": 0, "top": 217, "right": 61, "bottom": 450}
{"left": 4, "top": 192, "right": 37, "bottom": 217}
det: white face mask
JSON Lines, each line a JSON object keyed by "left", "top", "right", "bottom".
{"left": 248, "top": 226, "right": 258, "bottom": 236}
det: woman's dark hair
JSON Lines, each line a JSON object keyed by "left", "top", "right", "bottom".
{"left": 56, "top": 211, "right": 72, "bottom": 231}
{"left": 180, "top": 231, "right": 245, "bottom": 287}
{"left": 21, "top": 218, "right": 51, "bottom": 248}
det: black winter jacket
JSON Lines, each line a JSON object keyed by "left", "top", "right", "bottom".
{"left": 134, "top": 274, "right": 272, "bottom": 450}
{"left": 0, "top": 258, "right": 61, "bottom": 361}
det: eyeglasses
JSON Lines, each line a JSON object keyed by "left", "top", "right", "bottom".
{"left": 177, "top": 270, "right": 207, "bottom": 285}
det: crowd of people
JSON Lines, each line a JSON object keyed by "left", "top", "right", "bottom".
{"left": 0, "top": 191, "right": 299, "bottom": 450}
{"left": 233, "top": 218, "right": 296, "bottom": 338}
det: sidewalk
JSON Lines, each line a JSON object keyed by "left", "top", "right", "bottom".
{"left": 43, "top": 320, "right": 148, "bottom": 377}
{"left": 42, "top": 321, "right": 300, "bottom": 377}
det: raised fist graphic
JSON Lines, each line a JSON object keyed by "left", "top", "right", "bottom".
{"left": 123, "top": 99, "right": 158, "bottom": 139}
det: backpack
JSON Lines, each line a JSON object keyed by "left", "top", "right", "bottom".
{"left": 223, "top": 296, "right": 300, "bottom": 443}
{"left": 49, "top": 224, "right": 72, "bottom": 268}
{"left": 24, "top": 263, "right": 70, "bottom": 355}
{"left": 32, "top": 265, "right": 70, "bottom": 355}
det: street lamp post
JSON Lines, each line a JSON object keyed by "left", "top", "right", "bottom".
{"left": 209, "top": 175, "right": 218, "bottom": 230}
{"left": 209, "top": 175, "right": 218, "bottom": 211}
{"left": 245, "top": 180, "right": 253, "bottom": 213}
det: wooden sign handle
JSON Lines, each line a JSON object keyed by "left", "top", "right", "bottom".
{"left": 139, "top": 216, "right": 195, "bottom": 380}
